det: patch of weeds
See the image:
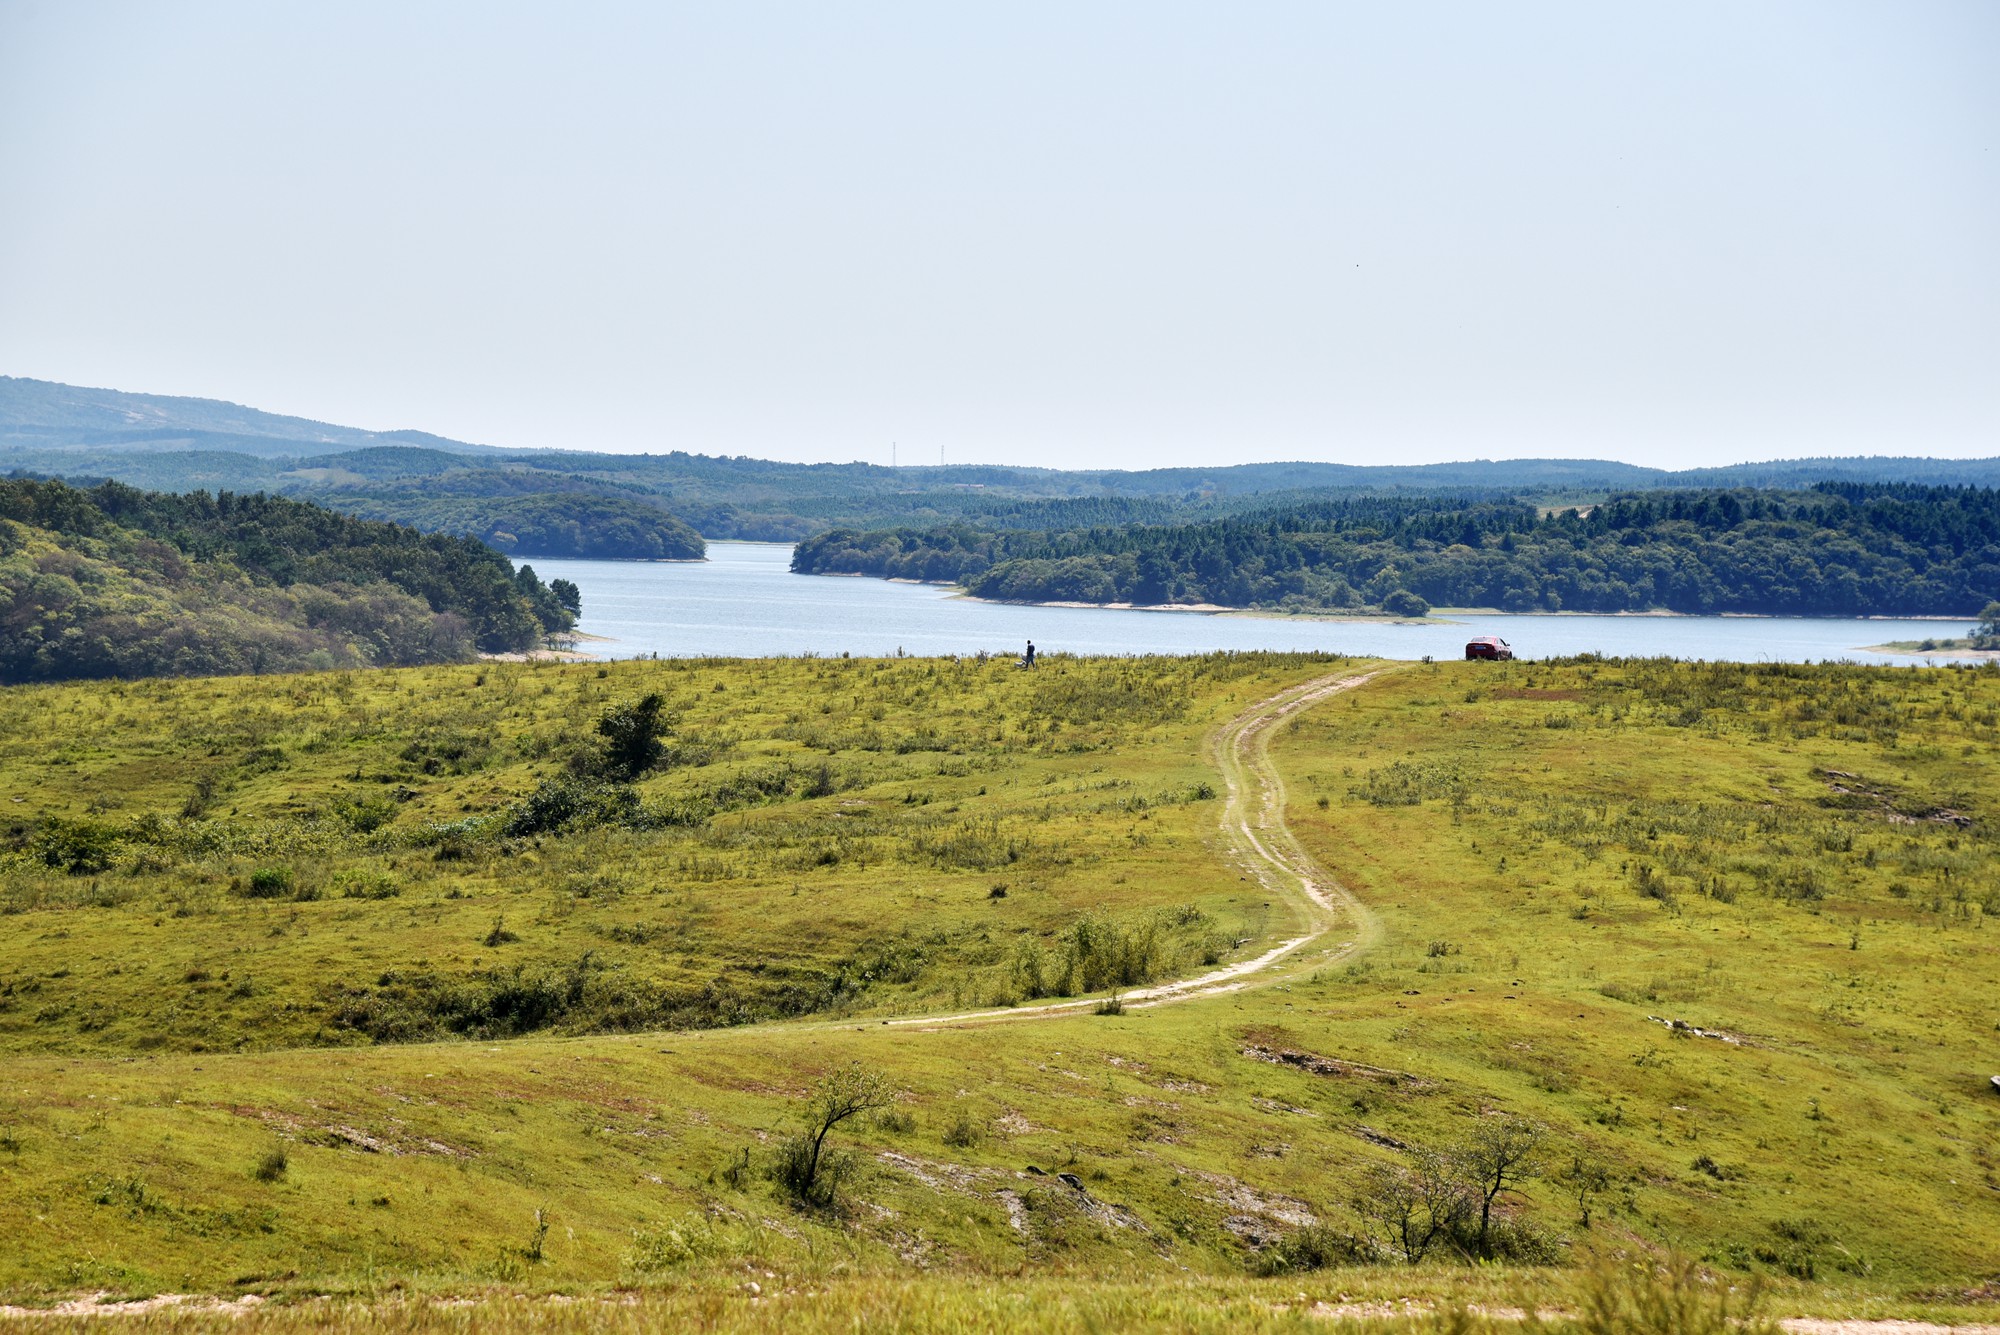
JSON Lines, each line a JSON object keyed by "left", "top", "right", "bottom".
{"left": 941, "top": 1109, "right": 986, "bottom": 1148}
{"left": 624, "top": 1211, "right": 725, "bottom": 1278}
{"left": 334, "top": 869, "right": 399, "bottom": 900}
{"left": 1251, "top": 1222, "right": 1382, "bottom": 1274}
{"left": 252, "top": 1148, "right": 288, "bottom": 1183}
{"left": 240, "top": 867, "right": 291, "bottom": 900}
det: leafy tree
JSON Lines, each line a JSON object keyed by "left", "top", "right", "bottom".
{"left": 1975, "top": 600, "right": 2000, "bottom": 640}
{"left": 1356, "top": 1150, "right": 1473, "bottom": 1263}
{"left": 771, "top": 1063, "right": 893, "bottom": 1209}
{"left": 595, "top": 693, "right": 671, "bottom": 780}
{"left": 549, "top": 578, "right": 582, "bottom": 617}
{"left": 1558, "top": 1151, "right": 1611, "bottom": 1229}
{"left": 1381, "top": 588, "right": 1430, "bottom": 617}
{"left": 1454, "top": 1115, "right": 1544, "bottom": 1258}
{"left": 514, "top": 564, "right": 576, "bottom": 635}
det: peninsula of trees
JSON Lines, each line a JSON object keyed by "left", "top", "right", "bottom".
{"left": 0, "top": 479, "right": 574, "bottom": 682}
{"left": 792, "top": 484, "right": 2000, "bottom": 618}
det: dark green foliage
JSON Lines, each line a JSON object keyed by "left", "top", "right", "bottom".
{"left": 796, "top": 484, "right": 2000, "bottom": 616}
{"left": 1380, "top": 588, "right": 1430, "bottom": 616}
{"left": 594, "top": 693, "right": 671, "bottom": 780}
{"left": 0, "top": 477, "right": 574, "bottom": 681}
{"left": 1975, "top": 600, "right": 2000, "bottom": 644}
{"left": 1251, "top": 1222, "right": 1381, "bottom": 1273}
{"left": 30, "top": 818, "right": 120, "bottom": 874}
{"left": 503, "top": 777, "right": 646, "bottom": 837}
{"left": 1011, "top": 913, "right": 1176, "bottom": 1000}
{"left": 332, "top": 953, "right": 609, "bottom": 1041}
{"left": 13, "top": 376, "right": 2000, "bottom": 558}
{"left": 252, "top": 1147, "right": 288, "bottom": 1182}
{"left": 243, "top": 868, "right": 292, "bottom": 899}
{"left": 72, "top": 480, "right": 553, "bottom": 648}
{"left": 334, "top": 793, "right": 398, "bottom": 833}
{"left": 335, "top": 490, "right": 703, "bottom": 562}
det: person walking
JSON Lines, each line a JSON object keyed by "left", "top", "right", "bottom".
{"left": 1022, "top": 640, "right": 1037, "bottom": 668}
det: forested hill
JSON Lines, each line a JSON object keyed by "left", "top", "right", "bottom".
{"left": 324, "top": 489, "right": 704, "bottom": 561}
{"left": 0, "top": 479, "right": 575, "bottom": 682}
{"left": 12, "top": 378, "right": 2000, "bottom": 549}
{"left": 794, "top": 484, "right": 2000, "bottom": 618}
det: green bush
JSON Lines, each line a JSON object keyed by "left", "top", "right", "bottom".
{"left": 623, "top": 1212, "right": 724, "bottom": 1277}
{"left": 334, "top": 794, "right": 399, "bottom": 833}
{"left": 243, "top": 867, "right": 292, "bottom": 899}
{"left": 1252, "top": 1222, "right": 1381, "bottom": 1274}
{"left": 595, "top": 694, "right": 671, "bottom": 779}
{"left": 335, "top": 869, "right": 400, "bottom": 900}
{"left": 32, "top": 819, "right": 120, "bottom": 874}
{"left": 1381, "top": 588, "right": 1431, "bottom": 617}
{"left": 252, "top": 1147, "right": 288, "bottom": 1183}
{"left": 503, "top": 776, "right": 646, "bottom": 838}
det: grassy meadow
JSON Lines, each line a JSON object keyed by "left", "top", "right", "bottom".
{"left": 0, "top": 652, "right": 1996, "bottom": 1328}
{"left": 1271, "top": 658, "right": 2000, "bottom": 1289}
{"left": 0, "top": 653, "right": 1328, "bottom": 1055}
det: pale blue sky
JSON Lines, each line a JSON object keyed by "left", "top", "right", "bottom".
{"left": 1, "top": 2, "right": 1994, "bottom": 468}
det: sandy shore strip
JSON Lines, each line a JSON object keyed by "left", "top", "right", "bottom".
{"left": 1862, "top": 644, "right": 2000, "bottom": 660}
{"left": 481, "top": 631, "right": 615, "bottom": 663}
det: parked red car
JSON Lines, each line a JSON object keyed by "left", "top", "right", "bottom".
{"left": 1465, "top": 636, "right": 1514, "bottom": 661}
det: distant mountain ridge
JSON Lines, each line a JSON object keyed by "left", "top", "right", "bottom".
{"left": 0, "top": 376, "right": 508, "bottom": 458}
{"left": 6, "top": 376, "right": 1999, "bottom": 542}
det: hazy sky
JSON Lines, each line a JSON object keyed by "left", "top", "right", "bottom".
{"left": 1, "top": 2, "right": 1994, "bottom": 469}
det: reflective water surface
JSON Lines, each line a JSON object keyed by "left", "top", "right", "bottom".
{"left": 525, "top": 543, "right": 1972, "bottom": 667}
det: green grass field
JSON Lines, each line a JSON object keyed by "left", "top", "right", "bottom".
{"left": 0, "top": 653, "right": 1327, "bottom": 1054}
{"left": 0, "top": 654, "right": 1995, "bottom": 1329}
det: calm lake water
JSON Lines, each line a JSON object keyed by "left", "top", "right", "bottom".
{"left": 525, "top": 543, "right": 1973, "bottom": 667}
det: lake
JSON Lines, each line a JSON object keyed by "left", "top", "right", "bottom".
{"left": 524, "top": 543, "right": 1975, "bottom": 667}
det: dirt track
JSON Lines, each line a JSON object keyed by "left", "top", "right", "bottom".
{"left": 886, "top": 668, "right": 1383, "bottom": 1028}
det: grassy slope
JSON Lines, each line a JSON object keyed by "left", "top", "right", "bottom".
{"left": 0, "top": 655, "right": 1323, "bottom": 1054}
{"left": 1273, "top": 659, "right": 2000, "bottom": 1287}
{"left": 0, "top": 657, "right": 1995, "bottom": 1320}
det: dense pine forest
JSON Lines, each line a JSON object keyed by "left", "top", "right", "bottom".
{"left": 794, "top": 484, "right": 2000, "bottom": 617}
{"left": 0, "top": 479, "right": 574, "bottom": 682}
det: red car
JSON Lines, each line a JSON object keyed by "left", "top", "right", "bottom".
{"left": 1465, "top": 636, "right": 1513, "bottom": 661}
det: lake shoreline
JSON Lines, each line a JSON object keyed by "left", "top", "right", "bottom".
{"left": 945, "top": 587, "right": 1978, "bottom": 627}
{"left": 1864, "top": 641, "right": 2000, "bottom": 660}
{"left": 522, "top": 548, "right": 1972, "bottom": 666}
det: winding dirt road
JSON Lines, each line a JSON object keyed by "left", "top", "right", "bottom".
{"left": 887, "top": 668, "right": 1383, "bottom": 1028}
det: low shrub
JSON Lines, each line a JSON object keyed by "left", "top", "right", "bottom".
{"left": 623, "top": 1212, "right": 724, "bottom": 1277}
{"left": 503, "top": 777, "right": 645, "bottom": 838}
{"left": 1252, "top": 1222, "right": 1382, "bottom": 1274}
{"left": 242, "top": 867, "right": 291, "bottom": 899}
{"left": 31, "top": 819, "right": 121, "bottom": 874}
